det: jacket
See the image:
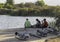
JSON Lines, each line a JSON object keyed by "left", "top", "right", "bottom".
{"left": 25, "top": 20, "right": 31, "bottom": 28}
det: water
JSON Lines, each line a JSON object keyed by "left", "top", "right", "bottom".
{"left": 0, "top": 15, "right": 55, "bottom": 29}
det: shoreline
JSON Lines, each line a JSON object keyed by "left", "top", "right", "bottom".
{"left": 0, "top": 28, "right": 60, "bottom": 42}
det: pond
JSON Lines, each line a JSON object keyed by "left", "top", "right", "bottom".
{"left": 0, "top": 15, "right": 56, "bottom": 29}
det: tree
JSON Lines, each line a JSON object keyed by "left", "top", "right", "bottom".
{"left": 4, "top": 0, "right": 14, "bottom": 9}
{"left": 35, "top": 0, "right": 45, "bottom": 6}
{"left": 15, "top": 3, "right": 24, "bottom": 8}
{"left": 6, "top": 0, "right": 13, "bottom": 5}
{"left": 4, "top": 3, "right": 14, "bottom": 9}
{"left": 25, "top": 2, "right": 35, "bottom": 8}
{"left": 0, "top": 3, "right": 4, "bottom": 8}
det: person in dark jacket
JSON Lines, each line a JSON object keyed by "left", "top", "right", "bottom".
{"left": 35, "top": 19, "right": 41, "bottom": 28}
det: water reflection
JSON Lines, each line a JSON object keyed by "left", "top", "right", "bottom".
{"left": 0, "top": 15, "right": 55, "bottom": 29}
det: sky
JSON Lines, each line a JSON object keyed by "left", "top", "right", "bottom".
{"left": 0, "top": 0, "right": 60, "bottom": 6}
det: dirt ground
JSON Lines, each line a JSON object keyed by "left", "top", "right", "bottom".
{"left": 46, "top": 36, "right": 60, "bottom": 42}
{"left": 0, "top": 28, "right": 60, "bottom": 42}
{"left": 0, "top": 28, "right": 45, "bottom": 42}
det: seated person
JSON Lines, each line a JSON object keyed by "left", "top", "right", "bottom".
{"left": 42, "top": 19, "right": 48, "bottom": 28}
{"left": 24, "top": 18, "right": 31, "bottom": 28}
{"left": 35, "top": 19, "right": 41, "bottom": 28}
